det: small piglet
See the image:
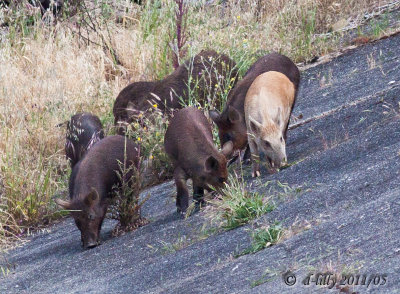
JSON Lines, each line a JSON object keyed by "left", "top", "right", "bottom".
{"left": 56, "top": 135, "right": 139, "bottom": 249}
{"left": 65, "top": 112, "right": 104, "bottom": 167}
{"left": 164, "top": 107, "right": 233, "bottom": 216}
{"left": 245, "top": 71, "right": 295, "bottom": 177}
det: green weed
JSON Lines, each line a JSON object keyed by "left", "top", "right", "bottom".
{"left": 160, "top": 235, "right": 192, "bottom": 254}
{"left": 206, "top": 172, "right": 274, "bottom": 231}
{"left": 109, "top": 138, "right": 149, "bottom": 235}
{"left": 124, "top": 110, "right": 173, "bottom": 186}
{"left": 236, "top": 223, "right": 283, "bottom": 257}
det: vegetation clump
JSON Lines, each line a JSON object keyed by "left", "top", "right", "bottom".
{"left": 205, "top": 172, "right": 274, "bottom": 231}
{"left": 236, "top": 223, "right": 283, "bottom": 257}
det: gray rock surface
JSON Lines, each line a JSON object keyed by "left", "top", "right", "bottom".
{"left": 1, "top": 32, "right": 400, "bottom": 294}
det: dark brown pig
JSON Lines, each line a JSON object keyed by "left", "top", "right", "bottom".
{"left": 113, "top": 50, "right": 237, "bottom": 134}
{"left": 112, "top": 81, "right": 156, "bottom": 134}
{"left": 164, "top": 107, "right": 233, "bottom": 216}
{"left": 209, "top": 53, "right": 300, "bottom": 156}
{"left": 55, "top": 135, "right": 139, "bottom": 249}
{"left": 39, "top": 0, "right": 63, "bottom": 14}
{"left": 65, "top": 112, "right": 104, "bottom": 167}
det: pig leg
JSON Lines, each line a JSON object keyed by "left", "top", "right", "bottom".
{"left": 241, "top": 144, "right": 251, "bottom": 164}
{"left": 193, "top": 186, "right": 205, "bottom": 212}
{"left": 228, "top": 145, "right": 251, "bottom": 166}
{"left": 174, "top": 167, "right": 189, "bottom": 216}
{"left": 248, "top": 137, "right": 260, "bottom": 177}
{"left": 283, "top": 120, "right": 289, "bottom": 141}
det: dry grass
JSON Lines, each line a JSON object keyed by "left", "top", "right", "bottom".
{"left": 190, "top": 0, "right": 395, "bottom": 62}
{"left": 0, "top": 0, "right": 398, "bottom": 249}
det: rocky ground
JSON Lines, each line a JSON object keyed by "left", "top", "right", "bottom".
{"left": 1, "top": 30, "right": 400, "bottom": 294}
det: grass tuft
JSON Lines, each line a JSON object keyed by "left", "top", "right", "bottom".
{"left": 236, "top": 223, "right": 283, "bottom": 257}
{"left": 206, "top": 172, "right": 274, "bottom": 231}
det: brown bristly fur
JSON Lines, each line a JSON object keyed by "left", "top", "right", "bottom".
{"left": 164, "top": 107, "right": 233, "bottom": 216}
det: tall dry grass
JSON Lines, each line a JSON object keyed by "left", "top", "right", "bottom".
{"left": 0, "top": 0, "right": 397, "bottom": 249}
{"left": 190, "top": 0, "right": 394, "bottom": 62}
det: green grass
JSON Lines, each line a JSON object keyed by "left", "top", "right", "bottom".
{"left": 1, "top": 144, "right": 66, "bottom": 228}
{"left": 159, "top": 235, "right": 193, "bottom": 254}
{"left": 235, "top": 223, "right": 283, "bottom": 257}
{"left": 371, "top": 13, "right": 390, "bottom": 37}
{"left": 222, "top": 192, "right": 274, "bottom": 230}
{"left": 206, "top": 172, "right": 275, "bottom": 231}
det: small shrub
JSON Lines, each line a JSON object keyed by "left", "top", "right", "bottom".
{"left": 141, "top": 0, "right": 164, "bottom": 40}
{"left": 109, "top": 140, "right": 148, "bottom": 236}
{"left": 124, "top": 110, "right": 173, "bottom": 186}
{"left": 236, "top": 223, "right": 283, "bottom": 257}
{"left": 68, "top": 0, "right": 123, "bottom": 66}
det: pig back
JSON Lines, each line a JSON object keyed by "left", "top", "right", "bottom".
{"left": 71, "top": 135, "right": 140, "bottom": 198}
{"left": 164, "top": 107, "right": 214, "bottom": 165}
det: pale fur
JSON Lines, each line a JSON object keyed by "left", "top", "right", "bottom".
{"left": 244, "top": 71, "right": 295, "bottom": 177}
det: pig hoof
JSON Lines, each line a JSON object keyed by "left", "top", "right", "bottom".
{"left": 175, "top": 209, "right": 186, "bottom": 219}
{"left": 252, "top": 171, "right": 261, "bottom": 177}
{"left": 243, "top": 158, "right": 251, "bottom": 165}
{"left": 85, "top": 242, "right": 99, "bottom": 249}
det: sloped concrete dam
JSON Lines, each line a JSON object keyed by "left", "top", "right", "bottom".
{"left": 1, "top": 33, "right": 400, "bottom": 294}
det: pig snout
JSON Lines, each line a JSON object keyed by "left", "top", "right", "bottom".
{"left": 85, "top": 241, "right": 99, "bottom": 249}
{"left": 82, "top": 232, "right": 100, "bottom": 249}
{"left": 264, "top": 151, "right": 286, "bottom": 169}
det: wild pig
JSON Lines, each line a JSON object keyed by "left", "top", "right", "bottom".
{"left": 164, "top": 107, "right": 233, "bottom": 216}
{"left": 55, "top": 135, "right": 140, "bottom": 249}
{"left": 1, "top": 0, "right": 63, "bottom": 14}
{"left": 40, "top": 0, "right": 63, "bottom": 13}
{"left": 188, "top": 49, "right": 238, "bottom": 109}
{"left": 112, "top": 81, "right": 156, "bottom": 134}
{"left": 209, "top": 53, "right": 299, "bottom": 157}
{"left": 245, "top": 71, "right": 295, "bottom": 177}
{"left": 65, "top": 112, "right": 104, "bottom": 167}
{"left": 113, "top": 50, "right": 237, "bottom": 134}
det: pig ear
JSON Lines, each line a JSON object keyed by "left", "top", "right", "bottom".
{"left": 249, "top": 116, "right": 262, "bottom": 135}
{"left": 84, "top": 189, "right": 100, "bottom": 207}
{"left": 205, "top": 156, "right": 219, "bottom": 172}
{"left": 54, "top": 198, "right": 73, "bottom": 210}
{"left": 227, "top": 106, "right": 240, "bottom": 123}
{"left": 221, "top": 141, "right": 233, "bottom": 158}
{"left": 209, "top": 110, "right": 221, "bottom": 124}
